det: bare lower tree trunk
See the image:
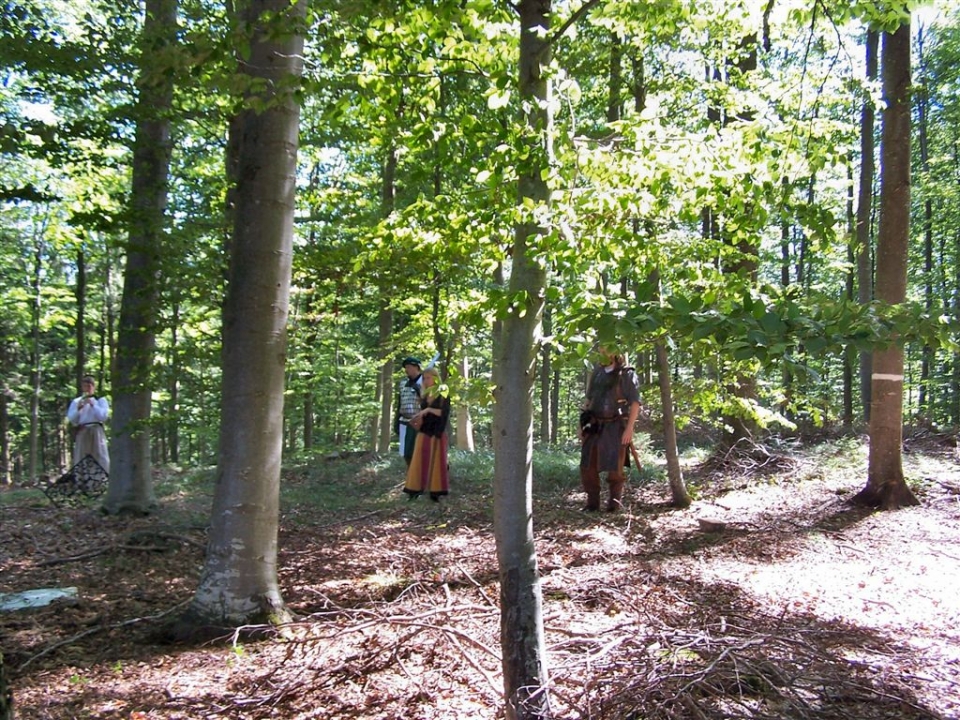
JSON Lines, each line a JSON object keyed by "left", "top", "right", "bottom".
{"left": 104, "top": 0, "right": 177, "bottom": 514}
{"left": 655, "top": 341, "right": 690, "bottom": 508}
{"left": 854, "top": 22, "right": 919, "bottom": 511}
{"left": 176, "top": 0, "right": 305, "bottom": 636}
{"left": 494, "top": 2, "right": 551, "bottom": 717}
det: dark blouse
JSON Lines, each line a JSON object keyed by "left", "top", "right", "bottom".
{"left": 419, "top": 393, "right": 451, "bottom": 438}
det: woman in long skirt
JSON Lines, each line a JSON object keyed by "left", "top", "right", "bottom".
{"left": 403, "top": 367, "right": 451, "bottom": 502}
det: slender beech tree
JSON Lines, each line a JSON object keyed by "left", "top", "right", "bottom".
{"left": 74, "top": 248, "right": 87, "bottom": 392}
{"left": 177, "top": 0, "right": 306, "bottom": 633}
{"left": 375, "top": 145, "right": 397, "bottom": 453}
{"left": 854, "top": 21, "right": 919, "bottom": 510}
{"left": 28, "top": 235, "right": 42, "bottom": 483}
{"left": 104, "top": 0, "right": 178, "bottom": 514}
{"left": 856, "top": 30, "right": 879, "bottom": 422}
{"left": 916, "top": 22, "right": 935, "bottom": 417}
{"left": 492, "top": 1, "right": 552, "bottom": 716}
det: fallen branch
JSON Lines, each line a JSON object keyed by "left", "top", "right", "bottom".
{"left": 17, "top": 599, "right": 191, "bottom": 671}
{"left": 38, "top": 543, "right": 172, "bottom": 567}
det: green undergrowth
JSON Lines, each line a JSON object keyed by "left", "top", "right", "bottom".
{"left": 4, "top": 433, "right": 908, "bottom": 521}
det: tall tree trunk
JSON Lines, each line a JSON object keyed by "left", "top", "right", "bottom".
{"left": 857, "top": 30, "right": 879, "bottom": 422}
{"left": 75, "top": 248, "right": 87, "bottom": 390}
{"left": 376, "top": 146, "right": 398, "bottom": 453}
{"left": 104, "top": 0, "right": 177, "bottom": 514}
{"left": 29, "top": 239, "right": 42, "bottom": 482}
{"left": 493, "top": 1, "right": 551, "bottom": 717}
{"left": 915, "top": 24, "right": 934, "bottom": 418}
{"left": 456, "top": 351, "right": 475, "bottom": 451}
{"left": 177, "top": 0, "right": 305, "bottom": 635}
{"left": 854, "top": 22, "right": 919, "bottom": 511}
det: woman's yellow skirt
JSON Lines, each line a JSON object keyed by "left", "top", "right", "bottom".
{"left": 403, "top": 432, "right": 449, "bottom": 499}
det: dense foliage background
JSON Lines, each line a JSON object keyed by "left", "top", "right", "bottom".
{"left": 1, "top": 0, "right": 958, "bottom": 484}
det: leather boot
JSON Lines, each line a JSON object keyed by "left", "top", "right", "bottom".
{"left": 583, "top": 492, "right": 600, "bottom": 512}
{"left": 607, "top": 479, "right": 624, "bottom": 512}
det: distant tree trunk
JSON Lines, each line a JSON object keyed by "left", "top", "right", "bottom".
{"left": 75, "top": 248, "right": 87, "bottom": 389}
{"left": 104, "top": 0, "right": 177, "bottom": 514}
{"left": 0, "top": 391, "right": 9, "bottom": 485}
{"left": 607, "top": 32, "right": 622, "bottom": 122}
{"left": 303, "top": 392, "right": 314, "bottom": 450}
{"left": 177, "top": 0, "right": 305, "bottom": 635}
{"left": 854, "top": 22, "right": 919, "bottom": 511}
{"left": 456, "top": 351, "right": 475, "bottom": 451}
{"left": 376, "top": 146, "right": 398, "bottom": 452}
{"left": 550, "top": 367, "right": 560, "bottom": 445}
{"left": 493, "top": 1, "right": 551, "bottom": 717}
{"left": 538, "top": 307, "right": 552, "bottom": 444}
{"left": 376, "top": 302, "right": 394, "bottom": 452}
{"left": 168, "top": 303, "right": 180, "bottom": 464}
{"left": 843, "top": 163, "right": 855, "bottom": 428}
{"left": 915, "top": 24, "right": 934, "bottom": 418}
{"left": 720, "top": 33, "right": 761, "bottom": 450}
{"left": 29, "top": 239, "right": 42, "bottom": 482}
{"left": 953, "top": 224, "right": 960, "bottom": 426}
{"left": 102, "top": 262, "right": 116, "bottom": 380}
{"left": 430, "top": 274, "right": 447, "bottom": 378}
{"left": 857, "top": 30, "right": 879, "bottom": 423}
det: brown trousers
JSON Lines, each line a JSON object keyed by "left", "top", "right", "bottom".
{"left": 580, "top": 442, "right": 627, "bottom": 509}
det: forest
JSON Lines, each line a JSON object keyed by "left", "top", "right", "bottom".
{"left": 1, "top": 0, "right": 960, "bottom": 718}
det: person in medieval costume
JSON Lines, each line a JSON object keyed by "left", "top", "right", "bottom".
{"left": 403, "top": 366, "right": 451, "bottom": 502}
{"left": 579, "top": 346, "right": 640, "bottom": 512}
{"left": 66, "top": 375, "right": 110, "bottom": 474}
{"left": 395, "top": 356, "right": 424, "bottom": 466}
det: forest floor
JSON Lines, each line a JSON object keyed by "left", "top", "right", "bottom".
{"left": 1, "top": 431, "right": 960, "bottom": 720}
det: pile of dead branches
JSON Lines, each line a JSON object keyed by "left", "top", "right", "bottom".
{"left": 698, "top": 438, "right": 802, "bottom": 484}
{"left": 551, "top": 614, "right": 936, "bottom": 720}
{"left": 161, "top": 580, "right": 941, "bottom": 720}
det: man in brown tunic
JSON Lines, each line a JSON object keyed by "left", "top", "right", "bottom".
{"left": 579, "top": 347, "right": 641, "bottom": 512}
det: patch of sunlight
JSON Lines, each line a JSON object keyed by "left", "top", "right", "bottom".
{"left": 691, "top": 506, "right": 960, "bottom": 644}
{"left": 572, "top": 526, "right": 630, "bottom": 554}
{"left": 362, "top": 571, "right": 409, "bottom": 591}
